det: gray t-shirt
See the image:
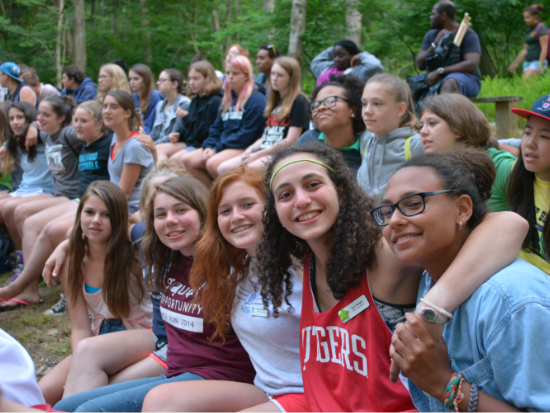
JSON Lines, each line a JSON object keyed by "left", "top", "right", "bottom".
{"left": 231, "top": 261, "right": 303, "bottom": 396}
{"left": 108, "top": 134, "right": 154, "bottom": 209}
{"left": 45, "top": 126, "right": 83, "bottom": 198}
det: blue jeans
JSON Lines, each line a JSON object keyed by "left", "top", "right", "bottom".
{"left": 53, "top": 372, "right": 205, "bottom": 412}
{"left": 98, "top": 318, "right": 127, "bottom": 335}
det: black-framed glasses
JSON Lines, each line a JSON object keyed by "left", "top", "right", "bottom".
{"left": 370, "top": 190, "right": 456, "bottom": 227}
{"left": 309, "top": 95, "right": 350, "bottom": 113}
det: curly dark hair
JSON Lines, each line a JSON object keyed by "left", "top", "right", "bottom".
{"left": 257, "top": 144, "right": 381, "bottom": 315}
{"left": 309, "top": 74, "right": 366, "bottom": 135}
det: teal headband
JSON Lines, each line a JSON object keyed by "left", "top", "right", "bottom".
{"left": 269, "top": 158, "right": 335, "bottom": 189}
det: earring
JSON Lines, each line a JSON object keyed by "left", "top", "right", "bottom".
{"left": 351, "top": 114, "right": 355, "bottom": 118}
{"left": 457, "top": 220, "right": 463, "bottom": 232}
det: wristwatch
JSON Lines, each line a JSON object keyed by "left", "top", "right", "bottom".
{"left": 416, "top": 303, "right": 451, "bottom": 324}
{"left": 437, "top": 67, "right": 445, "bottom": 75}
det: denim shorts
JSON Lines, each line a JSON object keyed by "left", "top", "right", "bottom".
{"left": 524, "top": 60, "right": 548, "bottom": 73}
{"left": 98, "top": 318, "right": 127, "bottom": 335}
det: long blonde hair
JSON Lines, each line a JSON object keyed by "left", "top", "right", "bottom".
{"left": 264, "top": 57, "right": 304, "bottom": 121}
{"left": 366, "top": 73, "right": 420, "bottom": 131}
{"left": 97, "top": 64, "right": 131, "bottom": 104}
{"left": 221, "top": 56, "right": 254, "bottom": 114}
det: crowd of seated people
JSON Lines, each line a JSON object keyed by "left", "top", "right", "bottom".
{"left": 2, "top": 9, "right": 550, "bottom": 411}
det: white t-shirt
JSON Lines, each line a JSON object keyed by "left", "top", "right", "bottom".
{"left": 0, "top": 328, "right": 45, "bottom": 406}
{"left": 231, "top": 261, "right": 304, "bottom": 395}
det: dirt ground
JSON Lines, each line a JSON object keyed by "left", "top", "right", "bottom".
{"left": 0, "top": 273, "right": 71, "bottom": 380}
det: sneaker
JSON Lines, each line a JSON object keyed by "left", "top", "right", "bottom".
{"left": 44, "top": 294, "right": 66, "bottom": 315}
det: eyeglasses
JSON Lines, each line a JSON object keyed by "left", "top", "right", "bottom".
{"left": 309, "top": 95, "right": 350, "bottom": 113}
{"left": 98, "top": 75, "right": 110, "bottom": 80}
{"left": 370, "top": 190, "right": 456, "bottom": 226}
{"left": 157, "top": 78, "right": 170, "bottom": 83}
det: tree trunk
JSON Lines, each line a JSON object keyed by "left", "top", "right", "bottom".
{"left": 288, "top": 0, "right": 307, "bottom": 65}
{"left": 345, "top": 0, "right": 361, "bottom": 45}
{"left": 55, "top": 0, "right": 65, "bottom": 89}
{"left": 225, "top": 0, "right": 232, "bottom": 53}
{"left": 72, "top": 0, "right": 86, "bottom": 72}
{"left": 479, "top": 40, "right": 497, "bottom": 78}
{"left": 140, "top": 0, "right": 152, "bottom": 63}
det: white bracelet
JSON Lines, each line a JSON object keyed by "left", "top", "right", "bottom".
{"left": 420, "top": 298, "right": 454, "bottom": 319}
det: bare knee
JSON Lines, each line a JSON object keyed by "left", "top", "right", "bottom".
{"left": 21, "top": 213, "right": 42, "bottom": 238}
{"left": 440, "top": 78, "right": 459, "bottom": 94}
{"left": 73, "top": 336, "right": 104, "bottom": 362}
{"left": 45, "top": 221, "right": 69, "bottom": 246}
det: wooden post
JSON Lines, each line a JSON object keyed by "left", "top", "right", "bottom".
{"left": 495, "top": 101, "right": 517, "bottom": 140}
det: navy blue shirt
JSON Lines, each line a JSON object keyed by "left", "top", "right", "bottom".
{"left": 78, "top": 132, "right": 112, "bottom": 197}
{"left": 130, "top": 221, "right": 167, "bottom": 342}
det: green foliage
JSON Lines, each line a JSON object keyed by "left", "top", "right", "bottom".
{"left": 475, "top": 72, "right": 550, "bottom": 123}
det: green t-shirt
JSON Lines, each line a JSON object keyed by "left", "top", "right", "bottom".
{"left": 318, "top": 132, "right": 360, "bottom": 151}
{"left": 525, "top": 23, "right": 549, "bottom": 62}
{"left": 486, "top": 147, "right": 516, "bottom": 212}
{"left": 0, "top": 172, "right": 12, "bottom": 190}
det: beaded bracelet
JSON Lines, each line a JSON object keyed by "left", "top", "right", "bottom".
{"left": 468, "top": 383, "right": 479, "bottom": 412}
{"left": 444, "top": 373, "right": 465, "bottom": 412}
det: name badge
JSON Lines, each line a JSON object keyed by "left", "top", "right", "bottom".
{"left": 338, "top": 295, "right": 370, "bottom": 323}
{"left": 250, "top": 305, "right": 268, "bottom": 317}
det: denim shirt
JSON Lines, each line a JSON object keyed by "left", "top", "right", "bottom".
{"left": 410, "top": 258, "right": 550, "bottom": 412}
{"left": 150, "top": 94, "right": 191, "bottom": 143}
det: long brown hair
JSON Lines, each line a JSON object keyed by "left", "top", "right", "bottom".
{"left": 264, "top": 56, "right": 305, "bottom": 121}
{"left": 189, "top": 61, "right": 222, "bottom": 97}
{"left": 130, "top": 64, "right": 155, "bottom": 116}
{"left": 190, "top": 167, "right": 266, "bottom": 342}
{"left": 141, "top": 176, "right": 209, "bottom": 291}
{"left": 105, "top": 90, "right": 143, "bottom": 131}
{"left": 67, "top": 181, "right": 144, "bottom": 319}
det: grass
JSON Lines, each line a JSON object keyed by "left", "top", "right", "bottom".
{"left": 1, "top": 273, "right": 71, "bottom": 380}
{"left": 474, "top": 72, "right": 550, "bottom": 127}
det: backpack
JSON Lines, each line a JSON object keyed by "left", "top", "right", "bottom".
{"left": 535, "top": 23, "right": 550, "bottom": 61}
{"left": 0, "top": 233, "right": 15, "bottom": 274}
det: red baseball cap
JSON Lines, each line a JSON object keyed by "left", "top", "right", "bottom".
{"left": 511, "top": 94, "right": 550, "bottom": 122}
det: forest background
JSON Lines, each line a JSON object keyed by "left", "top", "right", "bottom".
{"left": 1, "top": 0, "right": 549, "bottom": 115}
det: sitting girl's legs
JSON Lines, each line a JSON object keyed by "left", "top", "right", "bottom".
{"left": 156, "top": 142, "right": 187, "bottom": 162}
{"left": 141, "top": 381, "right": 269, "bottom": 412}
{"left": 205, "top": 149, "right": 244, "bottom": 180}
{"left": 0, "top": 213, "right": 75, "bottom": 307}
{"left": 246, "top": 155, "right": 273, "bottom": 171}
{"left": 180, "top": 149, "right": 212, "bottom": 187}
{"left": 2, "top": 194, "right": 54, "bottom": 248}
{"left": 63, "top": 329, "right": 159, "bottom": 397}
{"left": 109, "top": 355, "right": 166, "bottom": 385}
{"left": 216, "top": 154, "right": 245, "bottom": 176}
{"left": 38, "top": 356, "right": 73, "bottom": 406}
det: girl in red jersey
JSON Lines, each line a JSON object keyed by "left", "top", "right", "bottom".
{"left": 257, "top": 144, "right": 527, "bottom": 412}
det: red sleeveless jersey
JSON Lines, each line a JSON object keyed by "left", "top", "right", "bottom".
{"left": 300, "top": 255, "right": 417, "bottom": 412}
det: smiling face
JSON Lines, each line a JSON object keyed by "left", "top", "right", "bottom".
{"left": 382, "top": 167, "right": 469, "bottom": 272}
{"left": 153, "top": 192, "right": 201, "bottom": 256}
{"left": 81, "top": 195, "right": 112, "bottom": 244}
{"left": 271, "top": 153, "right": 339, "bottom": 246}
{"left": 8, "top": 107, "right": 26, "bottom": 136}
{"left": 74, "top": 108, "right": 103, "bottom": 144}
{"left": 225, "top": 63, "right": 248, "bottom": 95}
{"left": 270, "top": 63, "right": 290, "bottom": 95}
{"left": 333, "top": 45, "right": 352, "bottom": 71}
{"left": 361, "top": 82, "right": 406, "bottom": 138}
{"left": 129, "top": 70, "right": 144, "bottom": 93}
{"left": 420, "top": 109, "right": 459, "bottom": 153}
{"left": 98, "top": 69, "right": 113, "bottom": 93}
{"left": 102, "top": 95, "right": 131, "bottom": 129}
{"left": 521, "top": 116, "right": 550, "bottom": 181}
{"left": 217, "top": 180, "right": 265, "bottom": 256}
{"left": 188, "top": 69, "right": 205, "bottom": 96}
{"left": 523, "top": 11, "right": 538, "bottom": 26}
{"left": 37, "top": 102, "right": 64, "bottom": 136}
{"left": 312, "top": 85, "right": 354, "bottom": 135}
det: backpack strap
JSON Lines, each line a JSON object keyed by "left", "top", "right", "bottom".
{"left": 535, "top": 22, "right": 543, "bottom": 39}
{"left": 405, "top": 136, "right": 413, "bottom": 161}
